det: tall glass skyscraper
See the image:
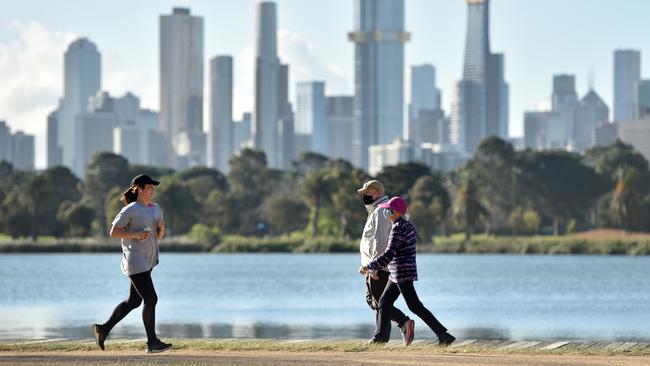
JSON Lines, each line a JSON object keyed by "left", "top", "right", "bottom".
{"left": 613, "top": 49, "right": 641, "bottom": 122}
{"left": 450, "top": 0, "right": 508, "bottom": 153}
{"left": 208, "top": 56, "right": 233, "bottom": 173}
{"left": 160, "top": 7, "right": 204, "bottom": 168}
{"left": 60, "top": 38, "right": 101, "bottom": 175}
{"left": 349, "top": 0, "right": 409, "bottom": 169}
{"left": 253, "top": 1, "right": 280, "bottom": 168}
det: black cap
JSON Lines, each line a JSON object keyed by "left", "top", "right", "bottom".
{"left": 131, "top": 174, "right": 160, "bottom": 186}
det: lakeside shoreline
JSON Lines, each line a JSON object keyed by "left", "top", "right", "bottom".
{"left": 2, "top": 232, "right": 650, "bottom": 255}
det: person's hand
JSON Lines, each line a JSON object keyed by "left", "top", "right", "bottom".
{"left": 359, "top": 265, "right": 369, "bottom": 275}
{"left": 157, "top": 218, "right": 165, "bottom": 232}
{"left": 135, "top": 230, "right": 151, "bottom": 240}
{"left": 369, "top": 270, "right": 379, "bottom": 280}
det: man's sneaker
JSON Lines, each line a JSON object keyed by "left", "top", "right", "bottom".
{"left": 438, "top": 332, "right": 456, "bottom": 346}
{"left": 400, "top": 319, "right": 415, "bottom": 346}
{"left": 91, "top": 324, "right": 107, "bottom": 351}
{"left": 367, "top": 338, "right": 387, "bottom": 345}
{"left": 146, "top": 339, "right": 172, "bottom": 354}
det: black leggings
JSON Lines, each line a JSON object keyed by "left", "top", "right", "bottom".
{"left": 374, "top": 280, "right": 447, "bottom": 342}
{"left": 102, "top": 270, "right": 158, "bottom": 343}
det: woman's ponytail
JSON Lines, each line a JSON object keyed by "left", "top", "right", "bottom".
{"left": 120, "top": 185, "right": 140, "bottom": 205}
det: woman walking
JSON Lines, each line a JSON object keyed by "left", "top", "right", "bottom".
{"left": 92, "top": 174, "right": 172, "bottom": 354}
{"left": 360, "top": 196, "right": 455, "bottom": 346}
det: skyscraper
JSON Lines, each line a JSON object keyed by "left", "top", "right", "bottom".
{"left": 277, "top": 63, "right": 294, "bottom": 168}
{"left": 160, "top": 7, "right": 204, "bottom": 168}
{"left": 59, "top": 38, "right": 101, "bottom": 175}
{"left": 208, "top": 56, "right": 233, "bottom": 173}
{"left": 0, "top": 121, "right": 11, "bottom": 163}
{"left": 573, "top": 90, "right": 609, "bottom": 152}
{"left": 296, "top": 81, "right": 327, "bottom": 155}
{"left": 253, "top": 1, "right": 281, "bottom": 167}
{"left": 46, "top": 106, "right": 63, "bottom": 167}
{"left": 638, "top": 80, "right": 650, "bottom": 119}
{"left": 551, "top": 74, "right": 578, "bottom": 150}
{"left": 327, "top": 96, "right": 355, "bottom": 162}
{"left": 410, "top": 64, "right": 441, "bottom": 129}
{"left": 450, "top": 0, "right": 508, "bottom": 153}
{"left": 349, "top": 0, "right": 409, "bottom": 169}
{"left": 613, "top": 49, "right": 641, "bottom": 122}
{"left": 11, "top": 131, "right": 35, "bottom": 171}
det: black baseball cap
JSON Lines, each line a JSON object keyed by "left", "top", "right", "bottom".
{"left": 131, "top": 174, "right": 160, "bottom": 186}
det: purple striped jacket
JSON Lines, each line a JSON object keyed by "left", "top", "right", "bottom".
{"left": 367, "top": 217, "right": 418, "bottom": 283}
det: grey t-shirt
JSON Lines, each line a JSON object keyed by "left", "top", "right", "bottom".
{"left": 111, "top": 202, "right": 163, "bottom": 276}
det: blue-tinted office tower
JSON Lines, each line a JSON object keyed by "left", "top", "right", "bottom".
{"left": 450, "top": 0, "right": 508, "bottom": 153}
{"left": 349, "top": 0, "right": 410, "bottom": 169}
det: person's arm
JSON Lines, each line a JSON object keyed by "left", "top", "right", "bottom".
{"left": 366, "top": 228, "right": 401, "bottom": 271}
{"left": 110, "top": 226, "right": 149, "bottom": 240}
{"left": 156, "top": 217, "right": 165, "bottom": 240}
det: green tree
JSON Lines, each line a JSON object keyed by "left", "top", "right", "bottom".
{"left": 326, "top": 159, "right": 368, "bottom": 239}
{"left": 300, "top": 169, "right": 334, "bottom": 238}
{"left": 451, "top": 171, "right": 488, "bottom": 241}
{"left": 292, "top": 152, "right": 329, "bottom": 176}
{"left": 105, "top": 186, "right": 125, "bottom": 230}
{"left": 203, "top": 189, "right": 239, "bottom": 234}
{"left": 408, "top": 174, "right": 451, "bottom": 241}
{"left": 609, "top": 168, "right": 647, "bottom": 230}
{"left": 156, "top": 177, "right": 198, "bottom": 236}
{"left": 467, "top": 137, "right": 517, "bottom": 233}
{"left": 376, "top": 162, "right": 431, "bottom": 197}
{"left": 228, "top": 149, "right": 271, "bottom": 235}
{"left": 83, "top": 153, "right": 130, "bottom": 236}
{"left": 57, "top": 201, "right": 95, "bottom": 237}
{"left": 516, "top": 150, "right": 606, "bottom": 235}
{"left": 263, "top": 194, "right": 310, "bottom": 235}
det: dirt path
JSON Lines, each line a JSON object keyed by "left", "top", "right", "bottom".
{"left": 1, "top": 350, "right": 648, "bottom": 366}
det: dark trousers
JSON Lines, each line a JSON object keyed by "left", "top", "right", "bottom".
{"left": 374, "top": 280, "right": 447, "bottom": 342}
{"left": 102, "top": 270, "right": 158, "bottom": 343}
{"left": 365, "top": 271, "right": 409, "bottom": 328}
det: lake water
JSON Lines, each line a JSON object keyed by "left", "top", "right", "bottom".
{"left": 1, "top": 253, "right": 649, "bottom": 342}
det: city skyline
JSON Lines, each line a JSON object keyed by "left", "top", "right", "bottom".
{"left": 1, "top": 0, "right": 650, "bottom": 169}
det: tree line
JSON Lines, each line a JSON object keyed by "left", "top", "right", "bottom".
{"left": 1, "top": 137, "right": 649, "bottom": 241}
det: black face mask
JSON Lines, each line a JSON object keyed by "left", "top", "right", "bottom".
{"left": 362, "top": 195, "right": 375, "bottom": 205}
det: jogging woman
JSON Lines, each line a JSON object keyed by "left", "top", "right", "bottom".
{"left": 92, "top": 174, "right": 172, "bottom": 354}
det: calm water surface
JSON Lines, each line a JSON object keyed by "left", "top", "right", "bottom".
{"left": 0, "top": 253, "right": 649, "bottom": 341}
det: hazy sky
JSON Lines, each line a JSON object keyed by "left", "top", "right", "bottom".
{"left": 1, "top": 0, "right": 649, "bottom": 169}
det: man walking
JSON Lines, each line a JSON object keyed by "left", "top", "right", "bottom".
{"left": 357, "top": 180, "right": 415, "bottom": 345}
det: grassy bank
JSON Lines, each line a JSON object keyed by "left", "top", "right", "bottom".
{"left": 0, "top": 339, "right": 648, "bottom": 357}
{"left": 1, "top": 230, "right": 650, "bottom": 255}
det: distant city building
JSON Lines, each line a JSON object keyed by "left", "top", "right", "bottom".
{"left": 160, "top": 7, "right": 204, "bottom": 168}
{"left": 368, "top": 139, "right": 413, "bottom": 176}
{"left": 349, "top": 0, "right": 409, "bottom": 169}
{"left": 208, "top": 56, "right": 233, "bottom": 173}
{"left": 46, "top": 103, "right": 63, "bottom": 168}
{"left": 253, "top": 1, "right": 281, "bottom": 168}
{"left": 618, "top": 116, "right": 650, "bottom": 162}
{"left": 638, "top": 80, "right": 650, "bottom": 119}
{"left": 277, "top": 63, "right": 294, "bottom": 169}
{"left": 326, "top": 96, "right": 354, "bottom": 162}
{"left": 296, "top": 81, "right": 327, "bottom": 155}
{"left": 524, "top": 111, "right": 566, "bottom": 150}
{"left": 59, "top": 38, "right": 101, "bottom": 174}
{"left": 594, "top": 122, "right": 618, "bottom": 147}
{"left": 11, "top": 131, "right": 35, "bottom": 171}
{"left": 0, "top": 120, "right": 11, "bottom": 163}
{"left": 410, "top": 109, "right": 445, "bottom": 146}
{"left": 369, "top": 139, "right": 467, "bottom": 176}
{"left": 409, "top": 64, "right": 441, "bottom": 136}
{"left": 573, "top": 90, "right": 609, "bottom": 152}
{"left": 450, "top": 0, "right": 508, "bottom": 154}
{"left": 613, "top": 49, "right": 641, "bottom": 122}
{"left": 551, "top": 74, "right": 578, "bottom": 150}
{"left": 233, "top": 112, "right": 252, "bottom": 154}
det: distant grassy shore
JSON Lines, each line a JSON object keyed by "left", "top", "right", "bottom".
{"left": 1, "top": 229, "right": 649, "bottom": 255}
